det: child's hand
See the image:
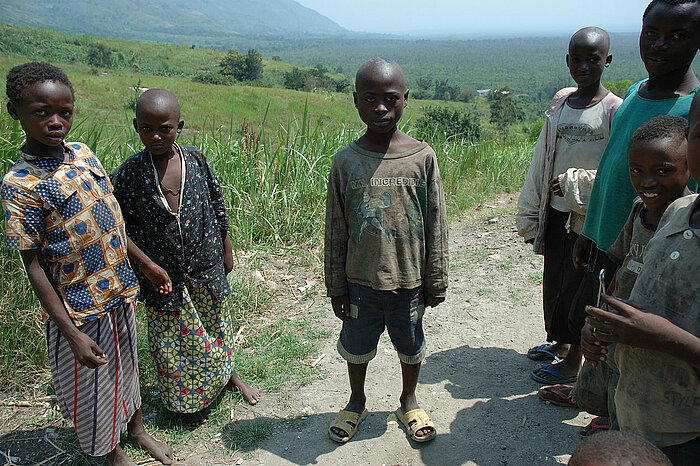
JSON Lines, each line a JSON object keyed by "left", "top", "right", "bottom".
{"left": 142, "top": 261, "right": 172, "bottom": 294}
{"left": 572, "top": 236, "right": 592, "bottom": 269}
{"left": 581, "top": 320, "right": 608, "bottom": 367}
{"left": 224, "top": 251, "right": 234, "bottom": 275}
{"left": 585, "top": 294, "right": 666, "bottom": 350}
{"left": 425, "top": 294, "right": 445, "bottom": 308}
{"left": 67, "top": 332, "right": 108, "bottom": 369}
{"left": 549, "top": 177, "right": 563, "bottom": 197}
{"left": 331, "top": 295, "right": 351, "bottom": 322}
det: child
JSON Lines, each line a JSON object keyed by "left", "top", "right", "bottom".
{"left": 324, "top": 57, "right": 448, "bottom": 443}
{"left": 568, "top": 431, "right": 672, "bottom": 466}
{"left": 539, "top": 115, "right": 691, "bottom": 436}
{"left": 517, "top": 27, "right": 622, "bottom": 383}
{"left": 583, "top": 93, "right": 700, "bottom": 465}
{"left": 571, "top": 0, "right": 700, "bottom": 343}
{"left": 110, "top": 89, "right": 259, "bottom": 426}
{"left": 0, "top": 63, "right": 173, "bottom": 465}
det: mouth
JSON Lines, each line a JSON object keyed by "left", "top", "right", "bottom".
{"left": 373, "top": 119, "right": 392, "bottom": 125}
{"left": 645, "top": 56, "right": 667, "bottom": 64}
{"left": 46, "top": 132, "right": 64, "bottom": 141}
{"left": 639, "top": 192, "right": 660, "bottom": 200}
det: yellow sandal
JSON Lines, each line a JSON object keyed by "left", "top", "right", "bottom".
{"left": 396, "top": 407, "right": 436, "bottom": 443}
{"left": 328, "top": 408, "right": 368, "bottom": 443}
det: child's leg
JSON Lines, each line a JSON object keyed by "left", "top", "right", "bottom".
{"left": 532, "top": 209, "right": 586, "bottom": 381}
{"left": 126, "top": 408, "right": 173, "bottom": 464}
{"left": 330, "top": 362, "right": 369, "bottom": 438}
{"left": 331, "top": 284, "right": 384, "bottom": 437}
{"left": 387, "top": 287, "right": 434, "bottom": 440}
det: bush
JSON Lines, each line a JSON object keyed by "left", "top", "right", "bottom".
{"left": 416, "top": 106, "right": 481, "bottom": 141}
{"left": 192, "top": 72, "right": 234, "bottom": 85}
{"left": 220, "top": 49, "right": 263, "bottom": 81}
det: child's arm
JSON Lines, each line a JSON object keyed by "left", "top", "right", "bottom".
{"left": 194, "top": 148, "right": 234, "bottom": 274}
{"left": 20, "top": 249, "right": 107, "bottom": 369}
{"left": 324, "top": 164, "right": 350, "bottom": 301}
{"left": 550, "top": 168, "right": 596, "bottom": 215}
{"left": 126, "top": 235, "right": 172, "bottom": 294}
{"left": 424, "top": 153, "right": 448, "bottom": 307}
{"left": 222, "top": 230, "right": 234, "bottom": 275}
{"left": 584, "top": 294, "right": 700, "bottom": 368}
{"left": 516, "top": 122, "right": 548, "bottom": 245}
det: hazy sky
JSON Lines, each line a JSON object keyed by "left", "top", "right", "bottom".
{"left": 295, "top": 0, "right": 652, "bottom": 36}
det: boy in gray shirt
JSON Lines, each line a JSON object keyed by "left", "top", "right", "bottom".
{"left": 324, "top": 57, "right": 448, "bottom": 444}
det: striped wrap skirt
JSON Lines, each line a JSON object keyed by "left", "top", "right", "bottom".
{"left": 46, "top": 302, "right": 141, "bottom": 457}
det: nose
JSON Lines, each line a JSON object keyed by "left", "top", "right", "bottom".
{"left": 652, "top": 36, "right": 669, "bottom": 50}
{"left": 376, "top": 103, "right": 388, "bottom": 114}
{"left": 152, "top": 132, "right": 162, "bottom": 141}
{"left": 639, "top": 173, "right": 657, "bottom": 188}
{"left": 47, "top": 113, "right": 62, "bottom": 127}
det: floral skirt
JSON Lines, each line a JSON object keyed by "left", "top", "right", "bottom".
{"left": 147, "top": 287, "right": 235, "bottom": 413}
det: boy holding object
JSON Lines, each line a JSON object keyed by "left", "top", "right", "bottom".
{"left": 517, "top": 27, "right": 622, "bottom": 383}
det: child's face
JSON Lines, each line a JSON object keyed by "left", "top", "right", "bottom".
{"left": 639, "top": 2, "right": 700, "bottom": 78}
{"left": 353, "top": 67, "right": 408, "bottom": 135}
{"left": 566, "top": 36, "right": 611, "bottom": 88}
{"left": 688, "top": 103, "right": 700, "bottom": 182}
{"left": 7, "top": 80, "right": 74, "bottom": 149}
{"left": 628, "top": 137, "right": 689, "bottom": 212}
{"left": 133, "top": 106, "right": 183, "bottom": 156}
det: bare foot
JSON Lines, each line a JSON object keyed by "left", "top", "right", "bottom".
{"left": 105, "top": 445, "right": 137, "bottom": 466}
{"left": 128, "top": 430, "right": 174, "bottom": 465}
{"left": 226, "top": 371, "right": 260, "bottom": 405}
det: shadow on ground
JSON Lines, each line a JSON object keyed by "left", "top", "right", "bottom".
{"left": 248, "top": 345, "right": 582, "bottom": 465}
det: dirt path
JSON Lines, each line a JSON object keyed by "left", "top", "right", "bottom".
{"left": 240, "top": 194, "right": 591, "bottom": 465}
{"left": 0, "top": 194, "right": 596, "bottom": 465}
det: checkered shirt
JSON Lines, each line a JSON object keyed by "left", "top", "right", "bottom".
{"left": 1, "top": 142, "right": 139, "bottom": 326}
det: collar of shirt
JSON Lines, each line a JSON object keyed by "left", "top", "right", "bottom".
{"left": 661, "top": 195, "right": 700, "bottom": 238}
{"left": 19, "top": 143, "right": 76, "bottom": 165}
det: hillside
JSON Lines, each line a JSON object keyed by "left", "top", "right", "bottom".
{"left": 0, "top": 0, "right": 346, "bottom": 42}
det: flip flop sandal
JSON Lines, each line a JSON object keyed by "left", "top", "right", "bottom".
{"left": 530, "top": 364, "right": 578, "bottom": 384}
{"left": 328, "top": 408, "right": 368, "bottom": 443}
{"left": 396, "top": 407, "right": 436, "bottom": 443}
{"left": 537, "top": 384, "right": 578, "bottom": 408}
{"left": 527, "top": 343, "right": 563, "bottom": 362}
{"left": 580, "top": 416, "right": 610, "bottom": 436}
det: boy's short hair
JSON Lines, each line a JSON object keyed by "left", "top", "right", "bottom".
{"left": 630, "top": 115, "right": 689, "bottom": 147}
{"left": 643, "top": 0, "right": 700, "bottom": 19}
{"left": 6, "top": 62, "right": 74, "bottom": 104}
{"left": 569, "top": 431, "right": 672, "bottom": 465}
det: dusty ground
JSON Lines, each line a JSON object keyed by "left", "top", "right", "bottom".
{"left": 0, "top": 194, "right": 595, "bottom": 465}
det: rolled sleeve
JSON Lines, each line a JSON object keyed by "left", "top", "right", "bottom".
{"left": 1, "top": 182, "right": 44, "bottom": 250}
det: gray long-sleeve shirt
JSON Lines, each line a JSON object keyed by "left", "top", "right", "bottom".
{"left": 324, "top": 141, "right": 448, "bottom": 297}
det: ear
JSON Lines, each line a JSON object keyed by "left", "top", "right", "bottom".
{"left": 404, "top": 89, "right": 409, "bottom": 107}
{"left": 177, "top": 120, "right": 184, "bottom": 133}
{"left": 605, "top": 54, "right": 613, "bottom": 67}
{"left": 7, "top": 101, "right": 19, "bottom": 121}
{"left": 353, "top": 91, "right": 359, "bottom": 109}
{"left": 132, "top": 118, "right": 138, "bottom": 132}
{"left": 565, "top": 54, "right": 570, "bottom": 67}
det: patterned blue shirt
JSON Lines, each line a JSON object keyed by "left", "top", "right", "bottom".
{"left": 1, "top": 142, "right": 139, "bottom": 326}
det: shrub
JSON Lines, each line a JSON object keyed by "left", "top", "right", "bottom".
{"left": 416, "top": 106, "right": 481, "bottom": 141}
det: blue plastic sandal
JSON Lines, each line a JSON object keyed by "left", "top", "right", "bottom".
{"left": 527, "top": 343, "right": 563, "bottom": 362}
{"left": 530, "top": 363, "right": 577, "bottom": 384}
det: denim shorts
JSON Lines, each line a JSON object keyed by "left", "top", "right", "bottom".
{"left": 337, "top": 283, "right": 426, "bottom": 364}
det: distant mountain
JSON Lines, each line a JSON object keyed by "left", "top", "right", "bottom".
{"left": 0, "top": 0, "right": 347, "bottom": 43}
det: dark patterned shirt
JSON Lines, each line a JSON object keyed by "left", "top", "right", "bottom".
{"left": 1, "top": 142, "right": 139, "bottom": 325}
{"left": 110, "top": 144, "right": 230, "bottom": 311}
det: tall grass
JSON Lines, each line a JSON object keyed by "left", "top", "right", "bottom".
{"left": 0, "top": 106, "right": 531, "bottom": 389}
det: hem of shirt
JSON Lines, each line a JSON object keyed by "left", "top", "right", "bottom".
{"left": 346, "top": 278, "right": 424, "bottom": 292}
{"left": 59, "top": 294, "right": 139, "bottom": 328}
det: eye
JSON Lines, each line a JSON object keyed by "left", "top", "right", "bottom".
{"left": 60, "top": 110, "right": 73, "bottom": 118}
{"left": 35, "top": 109, "right": 47, "bottom": 116}
{"left": 365, "top": 97, "right": 375, "bottom": 102}
{"left": 672, "top": 33, "right": 684, "bottom": 40}
{"left": 630, "top": 168, "right": 642, "bottom": 174}
{"left": 387, "top": 96, "right": 398, "bottom": 103}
